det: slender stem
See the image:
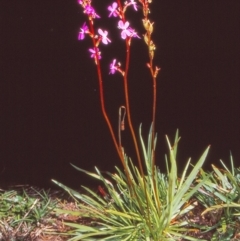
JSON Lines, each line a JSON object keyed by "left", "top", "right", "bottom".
{"left": 88, "top": 18, "right": 133, "bottom": 188}
{"left": 123, "top": 42, "right": 144, "bottom": 178}
{"left": 149, "top": 58, "right": 156, "bottom": 181}
{"left": 118, "top": 106, "right": 126, "bottom": 149}
{"left": 116, "top": 0, "right": 143, "bottom": 181}
{"left": 117, "top": 0, "right": 151, "bottom": 226}
{"left": 150, "top": 59, "right": 159, "bottom": 211}
{"left": 141, "top": 1, "right": 161, "bottom": 212}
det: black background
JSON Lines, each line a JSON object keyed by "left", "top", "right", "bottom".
{"left": 1, "top": 1, "right": 239, "bottom": 190}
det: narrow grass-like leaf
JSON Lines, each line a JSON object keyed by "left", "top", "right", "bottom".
{"left": 173, "top": 146, "right": 210, "bottom": 212}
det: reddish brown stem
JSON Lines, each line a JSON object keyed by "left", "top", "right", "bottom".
{"left": 88, "top": 18, "right": 132, "bottom": 187}
{"left": 141, "top": 2, "right": 160, "bottom": 211}
{"left": 117, "top": 0, "right": 150, "bottom": 225}
{"left": 123, "top": 42, "right": 144, "bottom": 179}
{"left": 116, "top": 0, "right": 143, "bottom": 179}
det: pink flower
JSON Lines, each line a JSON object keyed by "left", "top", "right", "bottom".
{"left": 84, "top": 5, "right": 100, "bottom": 18}
{"left": 108, "top": 2, "right": 118, "bottom": 17}
{"left": 98, "top": 29, "right": 111, "bottom": 45}
{"left": 89, "top": 48, "right": 101, "bottom": 60}
{"left": 118, "top": 20, "right": 131, "bottom": 39}
{"left": 109, "top": 59, "right": 118, "bottom": 74}
{"left": 128, "top": 27, "right": 140, "bottom": 38}
{"left": 118, "top": 20, "right": 140, "bottom": 39}
{"left": 78, "top": 22, "right": 88, "bottom": 40}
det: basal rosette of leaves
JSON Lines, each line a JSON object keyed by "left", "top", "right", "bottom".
{"left": 53, "top": 128, "right": 210, "bottom": 241}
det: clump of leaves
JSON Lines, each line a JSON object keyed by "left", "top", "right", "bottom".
{"left": 53, "top": 128, "right": 210, "bottom": 241}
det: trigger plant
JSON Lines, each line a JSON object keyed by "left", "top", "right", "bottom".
{"left": 52, "top": 1, "right": 214, "bottom": 240}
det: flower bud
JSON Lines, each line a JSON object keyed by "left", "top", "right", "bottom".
{"left": 144, "top": 33, "right": 149, "bottom": 45}
{"left": 142, "top": 19, "right": 154, "bottom": 34}
{"left": 149, "top": 40, "right": 155, "bottom": 59}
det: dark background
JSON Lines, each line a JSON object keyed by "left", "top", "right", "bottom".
{"left": 1, "top": 1, "right": 239, "bottom": 190}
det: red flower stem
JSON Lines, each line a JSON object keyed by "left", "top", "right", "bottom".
{"left": 150, "top": 59, "right": 158, "bottom": 208}
{"left": 116, "top": 0, "right": 144, "bottom": 179}
{"left": 88, "top": 18, "right": 132, "bottom": 187}
{"left": 123, "top": 42, "right": 144, "bottom": 178}
{"left": 142, "top": 4, "right": 160, "bottom": 210}
{"left": 117, "top": 0, "right": 151, "bottom": 225}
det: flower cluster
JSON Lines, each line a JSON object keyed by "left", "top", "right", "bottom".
{"left": 77, "top": 0, "right": 140, "bottom": 71}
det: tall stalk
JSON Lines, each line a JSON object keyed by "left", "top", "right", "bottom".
{"left": 116, "top": 0, "right": 144, "bottom": 177}
{"left": 140, "top": 0, "right": 161, "bottom": 211}
{"left": 87, "top": 17, "right": 133, "bottom": 189}
{"left": 117, "top": 0, "right": 151, "bottom": 227}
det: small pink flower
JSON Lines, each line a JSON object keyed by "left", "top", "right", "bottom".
{"left": 118, "top": 20, "right": 131, "bottom": 39}
{"left": 89, "top": 48, "right": 101, "bottom": 60}
{"left": 98, "top": 29, "right": 111, "bottom": 45}
{"left": 128, "top": 27, "right": 140, "bottom": 38}
{"left": 109, "top": 59, "right": 118, "bottom": 74}
{"left": 78, "top": 22, "right": 88, "bottom": 40}
{"left": 118, "top": 20, "right": 140, "bottom": 39}
{"left": 84, "top": 5, "right": 100, "bottom": 18}
{"left": 108, "top": 2, "right": 118, "bottom": 17}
